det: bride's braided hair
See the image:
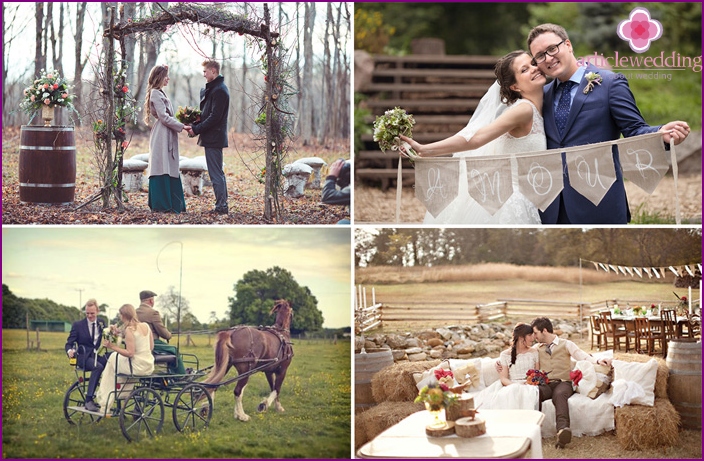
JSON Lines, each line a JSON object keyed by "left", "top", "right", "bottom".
{"left": 494, "top": 50, "right": 529, "bottom": 105}
{"left": 509, "top": 323, "right": 535, "bottom": 367}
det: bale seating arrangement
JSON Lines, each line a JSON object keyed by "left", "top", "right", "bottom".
{"left": 355, "top": 350, "right": 682, "bottom": 451}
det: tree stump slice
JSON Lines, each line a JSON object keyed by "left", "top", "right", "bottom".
{"left": 425, "top": 421, "right": 455, "bottom": 437}
{"left": 455, "top": 417, "right": 486, "bottom": 438}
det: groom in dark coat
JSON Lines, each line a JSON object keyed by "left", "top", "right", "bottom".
{"left": 65, "top": 299, "right": 106, "bottom": 412}
{"left": 187, "top": 59, "right": 230, "bottom": 214}
{"left": 527, "top": 23, "right": 690, "bottom": 224}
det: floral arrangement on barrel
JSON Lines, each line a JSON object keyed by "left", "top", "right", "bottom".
{"left": 373, "top": 107, "right": 419, "bottom": 160}
{"left": 20, "top": 69, "right": 76, "bottom": 124}
{"left": 176, "top": 106, "right": 201, "bottom": 137}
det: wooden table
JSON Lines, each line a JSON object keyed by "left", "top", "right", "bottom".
{"left": 611, "top": 315, "right": 689, "bottom": 353}
{"left": 357, "top": 409, "right": 544, "bottom": 459}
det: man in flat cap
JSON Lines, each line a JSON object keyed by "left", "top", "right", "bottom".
{"left": 136, "top": 290, "right": 185, "bottom": 375}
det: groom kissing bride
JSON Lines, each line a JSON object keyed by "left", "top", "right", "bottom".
{"left": 402, "top": 23, "right": 690, "bottom": 225}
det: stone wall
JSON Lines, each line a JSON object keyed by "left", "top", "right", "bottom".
{"left": 355, "top": 319, "right": 588, "bottom": 363}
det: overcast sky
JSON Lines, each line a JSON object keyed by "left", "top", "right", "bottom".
{"left": 2, "top": 226, "right": 352, "bottom": 329}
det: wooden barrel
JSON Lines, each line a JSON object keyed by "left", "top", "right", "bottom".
{"left": 19, "top": 125, "right": 76, "bottom": 204}
{"left": 666, "top": 339, "right": 702, "bottom": 429}
{"left": 355, "top": 349, "right": 393, "bottom": 413}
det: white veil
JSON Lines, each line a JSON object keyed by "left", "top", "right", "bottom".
{"left": 454, "top": 80, "right": 507, "bottom": 158}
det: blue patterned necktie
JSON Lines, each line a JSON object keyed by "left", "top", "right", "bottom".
{"left": 555, "top": 80, "right": 577, "bottom": 135}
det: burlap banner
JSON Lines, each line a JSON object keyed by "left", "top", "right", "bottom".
{"left": 414, "top": 159, "right": 461, "bottom": 218}
{"left": 411, "top": 133, "right": 678, "bottom": 220}
{"left": 619, "top": 134, "right": 671, "bottom": 194}
{"left": 466, "top": 157, "right": 513, "bottom": 215}
{"left": 566, "top": 145, "right": 617, "bottom": 206}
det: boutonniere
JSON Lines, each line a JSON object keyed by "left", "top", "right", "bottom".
{"left": 583, "top": 72, "right": 603, "bottom": 94}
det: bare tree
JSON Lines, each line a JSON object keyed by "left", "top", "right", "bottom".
{"left": 300, "top": 2, "right": 315, "bottom": 144}
{"left": 133, "top": 2, "right": 165, "bottom": 114}
{"left": 34, "top": 3, "right": 46, "bottom": 76}
{"left": 72, "top": 2, "right": 88, "bottom": 123}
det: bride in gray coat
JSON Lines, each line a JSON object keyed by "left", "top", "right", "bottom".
{"left": 143, "top": 65, "right": 188, "bottom": 213}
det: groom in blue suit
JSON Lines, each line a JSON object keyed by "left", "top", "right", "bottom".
{"left": 527, "top": 24, "right": 690, "bottom": 224}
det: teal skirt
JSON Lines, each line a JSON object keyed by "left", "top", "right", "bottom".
{"left": 148, "top": 175, "right": 186, "bottom": 213}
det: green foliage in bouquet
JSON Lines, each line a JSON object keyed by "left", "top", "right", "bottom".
{"left": 372, "top": 107, "right": 418, "bottom": 158}
{"left": 176, "top": 106, "right": 202, "bottom": 124}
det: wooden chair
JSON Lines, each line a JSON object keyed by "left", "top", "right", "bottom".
{"left": 681, "top": 312, "right": 701, "bottom": 339}
{"left": 660, "top": 309, "right": 677, "bottom": 357}
{"left": 589, "top": 315, "right": 607, "bottom": 350}
{"left": 600, "top": 311, "right": 628, "bottom": 351}
{"left": 632, "top": 317, "right": 654, "bottom": 355}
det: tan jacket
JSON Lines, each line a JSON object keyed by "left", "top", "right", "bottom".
{"left": 136, "top": 302, "right": 172, "bottom": 341}
{"left": 537, "top": 340, "right": 572, "bottom": 381}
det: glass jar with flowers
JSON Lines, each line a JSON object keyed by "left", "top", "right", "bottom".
{"left": 20, "top": 69, "right": 75, "bottom": 126}
{"left": 414, "top": 369, "right": 459, "bottom": 429}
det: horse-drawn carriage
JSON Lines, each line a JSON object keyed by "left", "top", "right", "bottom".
{"left": 63, "top": 300, "right": 294, "bottom": 442}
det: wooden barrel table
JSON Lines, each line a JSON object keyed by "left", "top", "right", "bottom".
{"left": 355, "top": 349, "right": 393, "bottom": 413}
{"left": 19, "top": 125, "right": 76, "bottom": 204}
{"left": 666, "top": 339, "right": 702, "bottom": 429}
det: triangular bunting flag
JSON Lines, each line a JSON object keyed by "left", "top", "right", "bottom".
{"left": 566, "top": 145, "right": 617, "bottom": 206}
{"left": 619, "top": 134, "right": 670, "bottom": 194}
{"left": 414, "top": 160, "right": 461, "bottom": 218}
{"left": 465, "top": 157, "right": 514, "bottom": 215}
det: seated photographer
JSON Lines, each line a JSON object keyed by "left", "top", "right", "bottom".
{"left": 322, "top": 159, "right": 350, "bottom": 224}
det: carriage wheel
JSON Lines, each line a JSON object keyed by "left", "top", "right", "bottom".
{"left": 173, "top": 383, "right": 213, "bottom": 433}
{"left": 119, "top": 387, "right": 164, "bottom": 442}
{"left": 63, "top": 381, "right": 101, "bottom": 425}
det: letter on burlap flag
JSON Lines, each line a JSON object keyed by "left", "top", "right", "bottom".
{"left": 414, "top": 160, "right": 461, "bottom": 217}
{"left": 566, "top": 146, "right": 616, "bottom": 206}
{"left": 516, "top": 152, "right": 563, "bottom": 212}
{"left": 619, "top": 135, "right": 669, "bottom": 194}
{"left": 465, "top": 157, "right": 513, "bottom": 215}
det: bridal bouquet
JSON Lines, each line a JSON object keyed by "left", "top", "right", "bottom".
{"left": 98, "top": 324, "right": 121, "bottom": 355}
{"left": 372, "top": 107, "right": 419, "bottom": 159}
{"left": 176, "top": 106, "right": 201, "bottom": 137}
{"left": 525, "top": 369, "right": 550, "bottom": 386}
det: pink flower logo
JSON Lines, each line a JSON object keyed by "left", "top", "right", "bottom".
{"left": 617, "top": 7, "right": 663, "bottom": 53}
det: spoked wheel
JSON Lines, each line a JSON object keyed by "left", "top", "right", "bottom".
{"left": 63, "top": 381, "right": 101, "bottom": 425}
{"left": 173, "top": 383, "right": 213, "bottom": 432}
{"left": 119, "top": 387, "right": 164, "bottom": 442}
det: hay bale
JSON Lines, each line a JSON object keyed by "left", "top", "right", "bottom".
{"left": 613, "top": 352, "right": 668, "bottom": 399}
{"left": 355, "top": 401, "right": 424, "bottom": 449}
{"left": 614, "top": 398, "right": 680, "bottom": 450}
{"left": 371, "top": 360, "right": 441, "bottom": 403}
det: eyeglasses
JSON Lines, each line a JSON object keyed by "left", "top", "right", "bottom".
{"left": 531, "top": 40, "right": 566, "bottom": 66}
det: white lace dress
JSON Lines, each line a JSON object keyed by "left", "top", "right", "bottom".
{"left": 423, "top": 99, "right": 545, "bottom": 225}
{"left": 471, "top": 348, "right": 540, "bottom": 411}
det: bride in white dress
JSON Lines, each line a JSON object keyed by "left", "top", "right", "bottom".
{"left": 401, "top": 51, "right": 546, "bottom": 224}
{"left": 91, "top": 303, "right": 155, "bottom": 413}
{"left": 472, "top": 323, "right": 540, "bottom": 411}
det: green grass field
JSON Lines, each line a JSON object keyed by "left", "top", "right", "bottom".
{"left": 2, "top": 330, "right": 351, "bottom": 458}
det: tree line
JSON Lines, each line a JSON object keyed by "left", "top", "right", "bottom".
{"left": 3, "top": 265, "right": 326, "bottom": 334}
{"left": 355, "top": 228, "right": 703, "bottom": 268}
{"left": 3, "top": 2, "right": 350, "bottom": 143}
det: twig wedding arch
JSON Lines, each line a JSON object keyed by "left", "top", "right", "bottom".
{"left": 85, "top": 3, "right": 289, "bottom": 220}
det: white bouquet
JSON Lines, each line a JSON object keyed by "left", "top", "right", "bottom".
{"left": 372, "top": 107, "right": 419, "bottom": 159}
{"left": 98, "top": 324, "right": 121, "bottom": 355}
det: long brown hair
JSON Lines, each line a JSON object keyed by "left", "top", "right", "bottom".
{"left": 509, "top": 323, "right": 534, "bottom": 367}
{"left": 143, "top": 65, "right": 169, "bottom": 124}
{"left": 494, "top": 50, "right": 529, "bottom": 105}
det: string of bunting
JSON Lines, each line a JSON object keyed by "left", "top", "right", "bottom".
{"left": 582, "top": 258, "right": 701, "bottom": 280}
{"left": 399, "top": 132, "right": 680, "bottom": 224}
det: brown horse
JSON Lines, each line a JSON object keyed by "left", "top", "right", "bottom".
{"left": 203, "top": 299, "right": 294, "bottom": 421}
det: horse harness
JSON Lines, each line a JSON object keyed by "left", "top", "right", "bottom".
{"left": 230, "top": 325, "right": 294, "bottom": 369}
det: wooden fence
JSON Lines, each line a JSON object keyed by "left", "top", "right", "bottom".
{"left": 354, "top": 285, "right": 684, "bottom": 331}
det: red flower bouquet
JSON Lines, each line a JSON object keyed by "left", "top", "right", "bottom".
{"left": 525, "top": 369, "right": 550, "bottom": 386}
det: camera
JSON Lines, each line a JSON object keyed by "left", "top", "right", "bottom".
{"left": 336, "top": 160, "right": 351, "bottom": 189}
